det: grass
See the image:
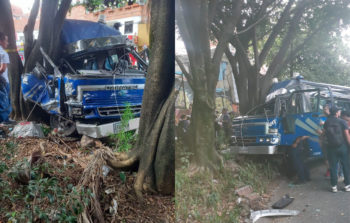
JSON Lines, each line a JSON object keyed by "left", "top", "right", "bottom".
{"left": 236, "top": 159, "right": 277, "bottom": 194}
{"left": 175, "top": 153, "right": 278, "bottom": 222}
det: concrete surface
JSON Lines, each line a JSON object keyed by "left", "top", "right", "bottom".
{"left": 258, "top": 163, "right": 350, "bottom": 223}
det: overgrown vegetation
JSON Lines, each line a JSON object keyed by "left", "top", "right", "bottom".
{"left": 108, "top": 104, "right": 137, "bottom": 152}
{"left": 175, "top": 150, "right": 278, "bottom": 222}
{"left": 0, "top": 145, "right": 92, "bottom": 222}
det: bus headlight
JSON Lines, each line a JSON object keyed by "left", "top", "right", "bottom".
{"left": 269, "top": 128, "right": 278, "bottom": 134}
{"left": 271, "top": 137, "right": 279, "bottom": 144}
{"left": 71, "top": 107, "right": 82, "bottom": 115}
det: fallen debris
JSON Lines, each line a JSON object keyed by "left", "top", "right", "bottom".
{"left": 0, "top": 129, "right": 6, "bottom": 138}
{"left": 272, "top": 194, "right": 294, "bottom": 209}
{"left": 80, "top": 135, "right": 96, "bottom": 148}
{"left": 235, "top": 185, "right": 253, "bottom": 197}
{"left": 0, "top": 137, "right": 175, "bottom": 222}
{"left": 246, "top": 192, "right": 260, "bottom": 202}
{"left": 9, "top": 122, "right": 44, "bottom": 138}
{"left": 250, "top": 209, "right": 300, "bottom": 223}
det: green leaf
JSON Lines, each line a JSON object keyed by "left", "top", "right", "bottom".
{"left": 120, "top": 171, "right": 126, "bottom": 183}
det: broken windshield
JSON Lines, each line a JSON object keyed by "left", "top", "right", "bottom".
{"left": 246, "top": 101, "right": 276, "bottom": 116}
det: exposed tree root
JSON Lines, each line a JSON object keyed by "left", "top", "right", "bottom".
{"left": 74, "top": 148, "right": 115, "bottom": 223}
{"left": 107, "top": 150, "right": 139, "bottom": 169}
{"left": 188, "top": 149, "right": 224, "bottom": 177}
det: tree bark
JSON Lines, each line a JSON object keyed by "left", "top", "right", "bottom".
{"left": 19, "top": 0, "right": 71, "bottom": 122}
{"left": 176, "top": 0, "right": 241, "bottom": 169}
{"left": 0, "top": 0, "right": 24, "bottom": 120}
{"left": 134, "top": 0, "right": 175, "bottom": 196}
{"left": 107, "top": 0, "right": 175, "bottom": 198}
{"left": 190, "top": 89, "right": 223, "bottom": 170}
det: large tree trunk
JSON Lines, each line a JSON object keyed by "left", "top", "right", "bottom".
{"left": 176, "top": 0, "right": 242, "bottom": 170}
{"left": 190, "top": 89, "right": 222, "bottom": 170}
{"left": 3, "top": 0, "right": 72, "bottom": 122}
{"left": 107, "top": 0, "right": 175, "bottom": 198}
{"left": 133, "top": 0, "right": 175, "bottom": 196}
{"left": 0, "top": 0, "right": 24, "bottom": 120}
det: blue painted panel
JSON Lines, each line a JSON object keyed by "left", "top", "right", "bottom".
{"left": 233, "top": 113, "right": 323, "bottom": 157}
{"left": 63, "top": 76, "right": 146, "bottom": 96}
{"left": 82, "top": 90, "right": 143, "bottom": 106}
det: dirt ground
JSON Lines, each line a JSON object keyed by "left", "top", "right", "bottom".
{"left": 0, "top": 133, "right": 174, "bottom": 222}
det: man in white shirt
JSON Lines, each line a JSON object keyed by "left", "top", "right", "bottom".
{"left": 0, "top": 32, "right": 9, "bottom": 83}
{"left": 0, "top": 32, "right": 11, "bottom": 123}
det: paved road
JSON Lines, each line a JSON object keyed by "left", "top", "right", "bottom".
{"left": 258, "top": 163, "right": 350, "bottom": 223}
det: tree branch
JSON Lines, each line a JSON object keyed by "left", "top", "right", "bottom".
{"left": 176, "top": 0, "right": 203, "bottom": 86}
{"left": 175, "top": 55, "right": 194, "bottom": 89}
{"left": 236, "top": 0, "right": 279, "bottom": 35}
{"left": 265, "top": 0, "right": 311, "bottom": 78}
{"left": 50, "top": 0, "right": 72, "bottom": 60}
{"left": 208, "top": 0, "right": 219, "bottom": 26}
{"left": 252, "top": 27, "right": 259, "bottom": 70}
{"left": 278, "top": 19, "right": 336, "bottom": 78}
{"left": 24, "top": 0, "right": 40, "bottom": 60}
{"left": 224, "top": 46, "right": 239, "bottom": 81}
{"left": 258, "top": 0, "right": 295, "bottom": 65}
{"left": 211, "top": 0, "right": 242, "bottom": 68}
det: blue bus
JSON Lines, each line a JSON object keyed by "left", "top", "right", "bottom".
{"left": 230, "top": 76, "right": 350, "bottom": 158}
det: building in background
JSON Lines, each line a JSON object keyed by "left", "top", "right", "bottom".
{"left": 66, "top": 0, "right": 149, "bottom": 50}
{"left": 11, "top": 5, "right": 39, "bottom": 63}
{"left": 11, "top": 0, "right": 150, "bottom": 63}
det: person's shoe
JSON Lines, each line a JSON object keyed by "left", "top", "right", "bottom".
{"left": 331, "top": 186, "right": 338, "bottom": 193}
{"left": 344, "top": 185, "right": 350, "bottom": 192}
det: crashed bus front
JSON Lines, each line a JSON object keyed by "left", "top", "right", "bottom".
{"left": 230, "top": 76, "right": 350, "bottom": 158}
{"left": 21, "top": 20, "right": 148, "bottom": 138}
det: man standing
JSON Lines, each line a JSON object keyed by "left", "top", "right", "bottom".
{"left": 324, "top": 106, "right": 350, "bottom": 192}
{"left": 0, "top": 32, "right": 11, "bottom": 123}
{"left": 289, "top": 136, "right": 310, "bottom": 184}
{"left": 220, "top": 108, "right": 231, "bottom": 144}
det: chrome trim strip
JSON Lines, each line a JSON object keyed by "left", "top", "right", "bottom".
{"left": 76, "top": 118, "right": 140, "bottom": 138}
{"left": 77, "top": 84, "right": 145, "bottom": 101}
{"left": 232, "top": 122, "right": 267, "bottom": 127}
{"left": 97, "top": 105, "right": 141, "bottom": 117}
{"left": 228, "top": 146, "right": 278, "bottom": 155}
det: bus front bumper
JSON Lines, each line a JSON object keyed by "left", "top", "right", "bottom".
{"left": 228, "top": 145, "right": 278, "bottom": 155}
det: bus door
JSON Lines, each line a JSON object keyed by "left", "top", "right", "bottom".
{"left": 280, "top": 89, "right": 322, "bottom": 156}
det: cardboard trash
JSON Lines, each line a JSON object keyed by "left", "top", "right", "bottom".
{"left": 9, "top": 122, "right": 44, "bottom": 138}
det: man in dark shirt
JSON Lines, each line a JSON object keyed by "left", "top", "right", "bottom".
{"left": 220, "top": 108, "right": 231, "bottom": 144}
{"left": 289, "top": 136, "right": 310, "bottom": 184}
{"left": 177, "top": 115, "right": 190, "bottom": 146}
{"left": 324, "top": 106, "right": 350, "bottom": 192}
